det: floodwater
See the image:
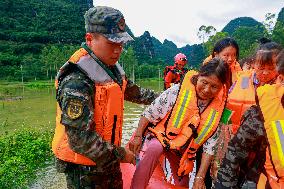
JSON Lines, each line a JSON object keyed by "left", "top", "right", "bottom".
{"left": 30, "top": 102, "right": 145, "bottom": 189}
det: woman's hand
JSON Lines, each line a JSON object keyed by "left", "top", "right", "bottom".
{"left": 129, "top": 136, "right": 143, "bottom": 155}
{"left": 129, "top": 116, "right": 150, "bottom": 155}
{"left": 192, "top": 176, "right": 206, "bottom": 189}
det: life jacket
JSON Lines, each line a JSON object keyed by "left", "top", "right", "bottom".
{"left": 202, "top": 55, "right": 213, "bottom": 66}
{"left": 150, "top": 70, "right": 226, "bottom": 176}
{"left": 257, "top": 84, "right": 284, "bottom": 188}
{"left": 202, "top": 55, "right": 242, "bottom": 84}
{"left": 226, "top": 70, "right": 256, "bottom": 134}
{"left": 52, "top": 47, "right": 127, "bottom": 166}
{"left": 163, "top": 65, "right": 188, "bottom": 89}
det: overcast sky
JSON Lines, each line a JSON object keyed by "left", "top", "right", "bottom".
{"left": 94, "top": 0, "right": 283, "bottom": 47}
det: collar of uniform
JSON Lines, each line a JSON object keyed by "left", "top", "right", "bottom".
{"left": 81, "top": 42, "right": 122, "bottom": 86}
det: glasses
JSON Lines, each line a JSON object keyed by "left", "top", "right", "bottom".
{"left": 180, "top": 58, "right": 187, "bottom": 61}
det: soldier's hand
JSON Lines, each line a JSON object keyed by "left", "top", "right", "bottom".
{"left": 129, "top": 136, "right": 142, "bottom": 155}
{"left": 121, "top": 148, "right": 136, "bottom": 165}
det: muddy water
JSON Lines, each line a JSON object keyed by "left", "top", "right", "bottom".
{"left": 30, "top": 102, "right": 145, "bottom": 189}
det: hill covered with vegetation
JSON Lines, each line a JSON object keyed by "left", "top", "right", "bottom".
{"left": 1, "top": 0, "right": 284, "bottom": 81}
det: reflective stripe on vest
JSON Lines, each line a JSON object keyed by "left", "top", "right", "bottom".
{"left": 272, "top": 120, "right": 284, "bottom": 167}
{"left": 173, "top": 89, "right": 193, "bottom": 129}
{"left": 257, "top": 83, "right": 284, "bottom": 183}
{"left": 195, "top": 109, "right": 219, "bottom": 145}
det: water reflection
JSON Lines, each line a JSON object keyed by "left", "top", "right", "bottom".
{"left": 122, "top": 102, "right": 145, "bottom": 146}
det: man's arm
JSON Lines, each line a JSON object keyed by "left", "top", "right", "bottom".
{"left": 124, "top": 79, "right": 159, "bottom": 105}
{"left": 215, "top": 106, "right": 266, "bottom": 189}
{"left": 58, "top": 71, "right": 130, "bottom": 170}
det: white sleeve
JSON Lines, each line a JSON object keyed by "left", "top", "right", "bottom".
{"left": 141, "top": 84, "right": 179, "bottom": 124}
{"left": 202, "top": 130, "right": 218, "bottom": 155}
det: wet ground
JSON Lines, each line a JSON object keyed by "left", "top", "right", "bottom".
{"left": 30, "top": 103, "right": 144, "bottom": 189}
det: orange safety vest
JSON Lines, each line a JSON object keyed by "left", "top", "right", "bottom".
{"left": 202, "top": 55, "right": 242, "bottom": 84}
{"left": 52, "top": 48, "right": 127, "bottom": 165}
{"left": 226, "top": 70, "right": 256, "bottom": 134}
{"left": 257, "top": 84, "right": 284, "bottom": 188}
{"left": 150, "top": 70, "right": 226, "bottom": 175}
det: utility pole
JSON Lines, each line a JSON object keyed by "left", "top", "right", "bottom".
{"left": 158, "top": 68, "right": 161, "bottom": 91}
{"left": 132, "top": 64, "right": 135, "bottom": 83}
{"left": 20, "top": 65, "right": 24, "bottom": 95}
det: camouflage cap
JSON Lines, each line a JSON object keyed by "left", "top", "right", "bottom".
{"left": 84, "top": 6, "right": 134, "bottom": 44}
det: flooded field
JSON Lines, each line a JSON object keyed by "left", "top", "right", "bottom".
{"left": 0, "top": 80, "right": 161, "bottom": 188}
{"left": 30, "top": 102, "right": 145, "bottom": 189}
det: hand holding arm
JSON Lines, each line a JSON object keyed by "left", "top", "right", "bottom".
{"left": 129, "top": 116, "right": 150, "bottom": 155}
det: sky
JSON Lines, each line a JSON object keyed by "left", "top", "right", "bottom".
{"left": 94, "top": 0, "right": 284, "bottom": 47}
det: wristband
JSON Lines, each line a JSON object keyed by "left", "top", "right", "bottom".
{"left": 195, "top": 176, "right": 204, "bottom": 180}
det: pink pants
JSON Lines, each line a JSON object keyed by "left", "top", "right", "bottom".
{"left": 130, "top": 137, "right": 189, "bottom": 189}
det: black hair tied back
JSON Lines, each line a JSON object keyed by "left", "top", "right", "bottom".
{"left": 199, "top": 58, "right": 230, "bottom": 85}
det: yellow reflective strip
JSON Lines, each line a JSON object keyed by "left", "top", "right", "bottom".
{"left": 271, "top": 120, "right": 284, "bottom": 167}
{"left": 176, "top": 90, "right": 192, "bottom": 128}
{"left": 173, "top": 90, "right": 192, "bottom": 128}
{"left": 195, "top": 109, "right": 219, "bottom": 144}
{"left": 173, "top": 90, "right": 187, "bottom": 125}
{"left": 196, "top": 109, "right": 213, "bottom": 141}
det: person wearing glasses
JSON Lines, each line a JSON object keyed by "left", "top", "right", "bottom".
{"left": 164, "top": 53, "right": 188, "bottom": 89}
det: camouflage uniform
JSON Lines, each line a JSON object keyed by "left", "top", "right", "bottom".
{"left": 54, "top": 6, "right": 158, "bottom": 189}
{"left": 55, "top": 63, "right": 157, "bottom": 189}
{"left": 215, "top": 105, "right": 268, "bottom": 189}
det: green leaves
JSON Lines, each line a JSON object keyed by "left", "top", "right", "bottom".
{"left": 0, "top": 130, "right": 53, "bottom": 188}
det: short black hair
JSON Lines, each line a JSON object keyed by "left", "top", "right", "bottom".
{"left": 239, "top": 55, "right": 255, "bottom": 69}
{"left": 276, "top": 50, "right": 284, "bottom": 75}
{"left": 212, "top": 37, "right": 240, "bottom": 60}
{"left": 258, "top": 37, "right": 283, "bottom": 54}
{"left": 192, "top": 58, "right": 229, "bottom": 85}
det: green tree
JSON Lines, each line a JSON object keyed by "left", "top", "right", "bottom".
{"left": 272, "top": 22, "right": 284, "bottom": 46}
{"left": 119, "top": 47, "right": 139, "bottom": 81}
{"left": 39, "top": 45, "right": 77, "bottom": 81}
{"left": 204, "top": 32, "right": 230, "bottom": 56}
{"left": 197, "top": 25, "right": 217, "bottom": 45}
{"left": 232, "top": 26, "right": 264, "bottom": 59}
{"left": 263, "top": 13, "right": 276, "bottom": 36}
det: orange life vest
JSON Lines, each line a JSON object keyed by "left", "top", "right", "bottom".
{"left": 226, "top": 70, "right": 256, "bottom": 134}
{"left": 149, "top": 70, "right": 226, "bottom": 175}
{"left": 202, "top": 55, "right": 242, "bottom": 84}
{"left": 52, "top": 47, "right": 127, "bottom": 166}
{"left": 257, "top": 84, "right": 284, "bottom": 188}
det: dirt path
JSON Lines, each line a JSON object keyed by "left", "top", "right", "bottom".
{"left": 30, "top": 164, "right": 66, "bottom": 189}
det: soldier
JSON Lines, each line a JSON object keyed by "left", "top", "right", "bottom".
{"left": 52, "top": 6, "right": 158, "bottom": 189}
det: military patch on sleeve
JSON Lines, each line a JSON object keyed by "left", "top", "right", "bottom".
{"left": 66, "top": 99, "right": 83, "bottom": 120}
